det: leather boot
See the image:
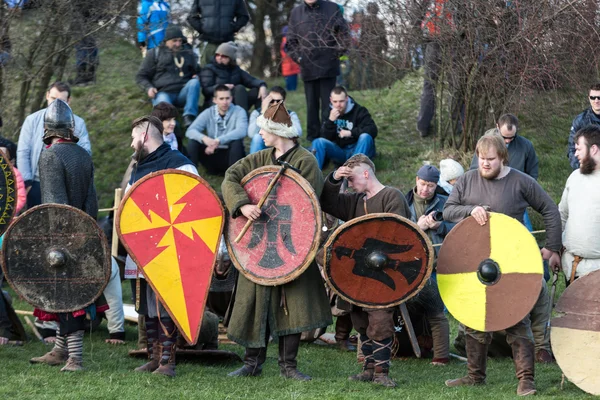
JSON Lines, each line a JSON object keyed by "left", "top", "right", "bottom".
{"left": 349, "top": 334, "right": 374, "bottom": 381}
{"left": 152, "top": 319, "right": 177, "bottom": 377}
{"left": 445, "top": 335, "right": 488, "bottom": 387}
{"left": 349, "top": 362, "right": 374, "bottom": 382}
{"left": 135, "top": 317, "right": 159, "bottom": 372}
{"left": 373, "top": 366, "right": 397, "bottom": 388}
{"left": 30, "top": 349, "right": 68, "bottom": 365}
{"left": 228, "top": 347, "right": 266, "bottom": 377}
{"left": 371, "top": 337, "right": 396, "bottom": 388}
{"left": 512, "top": 338, "right": 536, "bottom": 396}
{"left": 278, "top": 334, "right": 311, "bottom": 381}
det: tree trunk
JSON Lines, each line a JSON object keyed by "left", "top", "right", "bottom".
{"left": 249, "top": 0, "right": 269, "bottom": 77}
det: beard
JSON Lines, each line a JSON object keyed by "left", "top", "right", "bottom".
{"left": 479, "top": 164, "right": 502, "bottom": 180}
{"left": 131, "top": 142, "right": 148, "bottom": 162}
{"left": 580, "top": 154, "right": 597, "bottom": 175}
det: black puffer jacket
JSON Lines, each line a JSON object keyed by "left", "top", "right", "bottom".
{"left": 200, "top": 59, "right": 266, "bottom": 98}
{"left": 287, "top": 0, "right": 349, "bottom": 81}
{"left": 135, "top": 43, "right": 200, "bottom": 93}
{"left": 187, "top": 0, "right": 249, "bottom": 44}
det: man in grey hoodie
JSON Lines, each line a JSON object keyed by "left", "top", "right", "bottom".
{"left": 185, "top": 84, "right": 247, "bottom": 174}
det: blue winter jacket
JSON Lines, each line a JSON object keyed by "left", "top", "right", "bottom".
{"left": 137, "top": 0, "right": 170, "bottom": 50}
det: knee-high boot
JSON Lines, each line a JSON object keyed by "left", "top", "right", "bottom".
{"left": 445, "top": 335, "right": 488, "bottom": 386}
{"left": 512, "top": 337, "right": 536, "bottom": 396}
{"left": 135, "top": 317, "right": 159, "bottom": 372}
{"left": 349, "top": 334, "right": 374, "bottom": 382}
{"left": 278, "top": 333, "right": 311, "bottom": 381}
{"left": 152, "top": 318, "right": 177, "bottom": 377}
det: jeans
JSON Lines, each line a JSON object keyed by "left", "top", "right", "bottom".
{"left": 153, "top": 78, "right": 200, "bottom": 117}
{"left": 312, "top": 133, "right": 375, "bottom": 169}
{"left": 284, "top": 75, "right": 298, "bottom": 91}
{"left": 249, "top": 133, "right": 267, "bottom": 154}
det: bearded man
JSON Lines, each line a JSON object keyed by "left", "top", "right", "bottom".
{"left": 443, "top": 131, "right": 562, "bottom": 396}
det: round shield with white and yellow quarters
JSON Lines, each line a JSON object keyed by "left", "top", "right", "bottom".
{"left": 551, "top": 269, "right": 600, "bottom": 395}
{"left": 437, "top": 212, "right": 543, "bottom": 332}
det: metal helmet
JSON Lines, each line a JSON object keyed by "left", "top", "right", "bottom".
{"left": 43, "top": 99, "right": 78, "bottom": 144}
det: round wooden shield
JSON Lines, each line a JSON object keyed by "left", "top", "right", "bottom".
{"left": 117, "top": 169, "right": 224, "bottom": 345}
{"left": 551, "top": 270, "right": 600, "bottom": 395}
{"left": 323, "top": 213, "right": 434, "bottom": 309}
{"left": 437, "top": 212, "right": 543, "bottom": 332}
{"left": 1, "top": 204, "right": 111, "bottom": 313}
{"left": 226, "top": 166, "right": 322, "bottom": 286}
{"left": 0, "top": 151, "right": 17, "bottom": 235}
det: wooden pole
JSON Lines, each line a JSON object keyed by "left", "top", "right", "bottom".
{"left": 111, "top": 188, "right": 123, "bottom": 258}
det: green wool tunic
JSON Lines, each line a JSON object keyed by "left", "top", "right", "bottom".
{"left": 221, "top": 145, "right": 333, "bottom": 348}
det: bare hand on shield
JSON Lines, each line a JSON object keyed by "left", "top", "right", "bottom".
{"left": 470, "top": 206, "right": 489, "bottom": 226}
{"left": 240, "top": 204, "right": 262, "bottom": 221}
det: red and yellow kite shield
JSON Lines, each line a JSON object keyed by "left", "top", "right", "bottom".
{"left": 437, "top": 212, "right": 543, "bottom": 332}
{"left": 116, "top": 169, "right": 224, "bottom": 345}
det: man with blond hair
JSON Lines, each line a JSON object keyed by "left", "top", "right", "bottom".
{"left": 443, "top": 132, "right": 561, "bottom": 396}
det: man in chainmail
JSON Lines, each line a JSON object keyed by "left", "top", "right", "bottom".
{"left": 29, "top": 99, "right": 101, "bottom": 372}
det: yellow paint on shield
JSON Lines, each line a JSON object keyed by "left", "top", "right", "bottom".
{"left": 120, "top": 201, "right": 170, "bottom": 234}
{"left": 164, "top": 174, "right": 198, "bottom": 210}
{"left": 143, "top": 241, "right": 191, "bottom": 338}
{"left": 488, "top": 213, "right": 543, "bottom": 274}
{"left": 174, "top": 216, "right": 223, "bottom": 253}
{"left": 438, "top": 272, "right": 486, "bottom": 331}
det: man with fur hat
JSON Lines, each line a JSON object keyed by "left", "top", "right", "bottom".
{"left": 438, "top": 159, "right": 464, "bottom": 194}
{"left": 136, "top": 25, "right": 201, "bottom": 128}
{"left": 200, "top": 41, "right": 267, "bottom": 112}
{"left": 221, "top": 101, "right": 332, "bottom": 380}
{"left": 29, "top": 99, "right": 102, "bottom": 372}
{"left": 186, "top": 84, "right": 247, "bottom": 175}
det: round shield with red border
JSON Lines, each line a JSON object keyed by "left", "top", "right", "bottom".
{"left": 226, "top": 166, "right": 322, "bottom": 286}
{"left": 323, "top": 213, "right": 434, "bottom": 309}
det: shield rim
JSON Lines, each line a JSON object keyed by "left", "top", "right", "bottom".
{"left": 226, "top": 165, "right": 323, "bottom": 286}
{"left": 1, "top": 203, "right": 111, "bottom": 313}
{"left": 0, "top": 151, "right": 17, "bottom": 236}
{"left": 323, "top": 212, "right": 434, "bottom": 309}
{"left": 116, "top": 169, "right": 225, "bottom": 345}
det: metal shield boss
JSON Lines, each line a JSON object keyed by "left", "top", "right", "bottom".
{"left": 437, "top": 212, "right": 543, "bottom": 332}
{"left": 0, "top": 152, "right": 17, "bottom": 235}
{"left": 117, "top": 170, "right": 225, "bottom": 345}
{"left": 323, "top": 213, "right": 434, "bottom": 309}
{"left": 551, "top": 269, "right": 600, "bottom": 395}
{"left": 2, "top": 204, "right": 111, "bottom": 313}
{"left": 226, "top": 166, "right": 322, "bottom": 286}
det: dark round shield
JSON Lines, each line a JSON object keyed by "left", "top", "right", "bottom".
{"left": 0, "top": 151, "right": 17, "bottom": 236}
{"left": 226, "top": 166, "right": 322, "bottom": 286}
{"left": 1, "top": 204, "right": 111, "bottom": 313}
{"left": 323, "top": 213, "right": 433, "bottom": 309}
{"left": 551, "top": 269, "right": 600, "bottom": 395}
{"left": 437, "top": 212, "right": 543, "bottom": 332}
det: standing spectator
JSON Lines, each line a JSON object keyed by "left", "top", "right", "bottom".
{"left": 312, "top": 86, "right": 377, "bottom": 168}
{"left": 280, "top": 26, "right": 300, "bottom": 92}
{"left": 187, "top": 0, "right": 249, "bottom": 66}
{"left": 137, "top": 0, "right": 170, "bottom": 53}
{"left": 359, "top": 2, "right": 388, "bottom": 88}
{"left": 287, "top": 0, "right": 350, "bottom": 142}
{"left": 185, "top": 85, "right": 247, "bottom": 175}
{"left": 17, "top": 81, "right": 91, "bottom": 210}
{"left": 567, "top": 82, "right": 600, "bottom": 169}
{"left": 136, "top": 26, "right": 201, "bottom": 128}
{"left": 248, "top": 86, "right": 302, "bottom": 154}
{"left": 200, "top": 41, "right": 267, "bottom": 112}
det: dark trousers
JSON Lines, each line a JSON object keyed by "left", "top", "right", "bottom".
{"left": 304, "top": 77, "right": 336, "bottom": 141}
{"left": 187, "top": 138, "right": 245, "bottom": 175}
{"left": 233, "top": 85, "right": 260, "bottom": 113}
{"left": 26, "top": 180, "right": 41, "bottom": 209}
{"left": 417, "top": 42, "right": 441, "bottom": 136}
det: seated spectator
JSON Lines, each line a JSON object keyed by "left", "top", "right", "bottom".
{"left": 151, "top": 102, "right": 179, "bottom": 150}
{"left": 438, "top": 158, "right": 464, "bottom": 194}
{"left": 312, "top": 86, "right": 377, "bottom": 169}
{"left": 248, "top": 86, "right": 301, "bottom": 154}
{"left": 135, "top": 26, "right": 200, "bottom": 128}
{"left": 200, "top": 41, "right": 267, "bottom": 112}
{"left": 186, "top": 85, "right": 247, "bottom": 175}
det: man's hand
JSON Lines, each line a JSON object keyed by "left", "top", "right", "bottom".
{"left": 240, "top": 204, "right": 261, "bottom": 221}
{"left": 258, "top": 86, "right": 268, "bottom": 99}
{"left": 470, "top": 206, "right": 489, "bottom": 226}
{"left": 147, "top": 87, "right": 158, "bottom": 99}
{"left": 417, "top": 214, "right": 429, "bottom": 231}
{"left": 333, "top": 166, "right": 353, "bottom": 181}
{"left": 261, "top": 94, "right": 273, "bottom": 112}
{"left": 425, "top": 211, "right": 442, "bottom": 229}
{"left": 329, "top": 108, "right": 341, "bottom": 122}
{"left": 339, "top": 129, "right": 352, "bottom": 138}
{"left": 541, "top": 248, "right": 561, "bottom": 272}
{"left": 225, "top": 84, "right": 235, "bottom": 89}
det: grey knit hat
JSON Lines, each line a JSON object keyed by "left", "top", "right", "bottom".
{"left": 216, "top": 41, "right": 237, "bottom": 59}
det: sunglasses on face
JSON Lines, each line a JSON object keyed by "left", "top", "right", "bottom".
{"left": 502, "top": 134, "right": 517, "bottom": 142}
{"left": 270, "top": 99, "right": 283, "bottom": 105}
{"left": 590, "top": 96, "right": 600, "bottom": 101}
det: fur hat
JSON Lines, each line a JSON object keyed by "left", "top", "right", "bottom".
{"left": 216, "top": 41, "right": 237, "bottom": 60}
{"left": 256, "top": 102, "right": 298, "bottom": 138}
{"left": 440, "top": 159, "right": 465, "bottom": 182}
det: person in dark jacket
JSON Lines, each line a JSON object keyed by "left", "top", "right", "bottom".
{"left": 312, "top": 86, "right": 376, "bottom": 169}
{"left": 200, "top": 41, "right": 267, "bottom": 112}
{"left": 135, "top": 26, "right": 201, "bottom": 128}
{"left": 287, "top": 0, "right": 350, "bottom": 141}
{"left": 187, "top": 0, "right": 249, "bottom": 66}
{"left": 568, "top": 82, "right": 600, "bottom": 169}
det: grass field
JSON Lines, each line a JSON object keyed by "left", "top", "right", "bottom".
{"left": 0, "top": 26, "right": 594, "bottom": 399}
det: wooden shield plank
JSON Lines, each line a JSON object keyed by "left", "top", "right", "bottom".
{"left": 1, "top": 204, "right": 111, "bottom": 313}
{"left": 551, "top": 269, "right": 600, "bottom": 395}
{"left": 437, "top": 212, "right": 543, "bottom": 332}
{"left": 117, "top": 170, "right": 224, "bottom": 345}
{"left": 226, "top": 166, "right": 322, "bottom": 286}
{"left": 323, "top": 213, "right": 433, "bottom": 309}
{"left": 0, "top": 151, "right": 17, "bottom": 235}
